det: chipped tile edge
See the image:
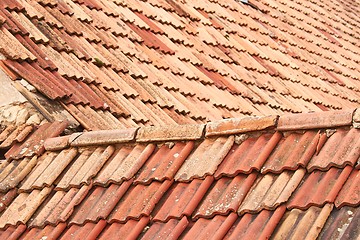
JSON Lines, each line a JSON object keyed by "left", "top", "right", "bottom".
{"left": 136, "top": 124, "right": 205, "bottom": 142}
{"left": 205, "top": 115, "right": 279, "bottom": 137}
{"left": 277, "top": 109, "right": 355, "bottom": 131}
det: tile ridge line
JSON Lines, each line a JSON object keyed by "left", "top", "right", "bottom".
{"left": 43, "top": 108, "right": 360, "bottom": 151}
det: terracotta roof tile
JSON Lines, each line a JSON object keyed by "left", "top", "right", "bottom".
{"left": 272, "top": 204, "right": 333, "bottom": 240}
{"left": 108, "top": 180, "right": 172, "bottom": 223}
{"left": 319, "top": 205, "right": 360, "bottom": 240}
{"left": 175, "top": 136, "right": 234, "bottom": 182}
{"left": 288, "top": 166, "right": 353, "bottom": 210}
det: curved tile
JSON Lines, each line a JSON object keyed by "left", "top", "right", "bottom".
{"left": 215, "top": 132, "right": 281, "bottom": 178}
{"left": 99, "top": 217, "right": 149, "bottom": 240}
{"left": 134, "top": 141, "right": 194, "bottom": 184}
{"left": 335, "top": 169, "right": 360, "bottom": 208}
{"left": 152, "top": 176, "right": 213, "bottom": 222}
{"left": 175, "top": 136, "right": 234, "bottom": 182}
{"left": 272, "top": 204, "right": 333, "bottom": 240}
{"left": 194, "top": 173, "right": 257, "bottom": 219}
{"left": 109, "top": 180, "right": 172, "bottom": 223}
{"left": 262, "top": 130, "right": 321, "bottom": 173}
{"left": 288, "top": 166, "right": 352, "bottom": 210}
{"left": 307, "top": 128, "right": 360, "bottom": 171}
{"left": 141, "top": 216, "right": 188, "bottom": 240}
{"left": 319, "top": 206, "right": 360, "bottom": 240}
{"left": 238, "top": 169, "right": 305, "bottom": 214}
{"left": 94, "top": 144, "right": 155, "bottom": 186}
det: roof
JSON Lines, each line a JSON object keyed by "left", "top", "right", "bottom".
{"left": 0, "top": 0, "right": 359, "bottom": 130}
{"left": 0, "top": 0, "right": 360, "bottom": 239}
{"left": 0, "top": 110, "right": 359, "bottom": 239}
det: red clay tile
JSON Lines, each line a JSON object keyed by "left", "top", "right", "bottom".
{"left": 5, "top": 121, "right": 68, "bottom": 160}
{"left": 135, "top": 141, "right": 194, "bottom": 184}
{"left": 175, "top": 136, "right": 234, "bottom": 181}
{"left": 0, "top": 156, "right": 38, "bottom": 192}
{"left": 0, "top": 189, "right": 17, "bottom": 213}
{"left": 142, "top": 216, "right": 189, "bottom": 240}
{"left": 206, "top": 115, "right": 278, "bottom": 137}
{"left": 215, "top": 132, "right": 282, "bottom": 177}
{"left": 307, "top": 128, "right": 360, "bottom": 171}
{"left": 288, "top": 166, "right": 353, "bottom": 210}
{"left": 277, "top": 110, "right": 354, "bottom": 131}
{"left": 56, "top": 146, "right": 115, "bottom": 190}
{"left": 262, "top": 130, "right": 321, "bottom": 173}
{"left": 43, "top": 135, "right": 70, "bottom": 151}
{"left": 136, "top": 124, "right": 204, "bottom": 142}
{"left": 238, "top": 169, "right": 305, "bottom": 214}
{"left": 335, "top": 169, "right": 360, "bottom": 208}
{"left": 99, "top": 217, "right": 150, "bottom": 240}
{"left": 224, "top": 206, "right": 286, "bottom": 240}
{"left": 94, "top": 144, "right": 155, "bottom": 186}
{"left": 272, "top": 204, "right": 333, "bottom": 240}
{"left": 70, "top": 182, "right": 132, "bottom": 225}
{"left": 318, "top": 205, "right": 360, "bottom": 240}
{"left": 69, "top": 128, "right": 137, "bottom": 147}
{"left": 152, "top": 176, "right": 213, "bottom": 222}
{"left": 0, "top": 187, "right": 52, "bottom": 228}
{"left": 29, "top": 184, "right": 91, "bottom": 227}
{"left": 20, "top": 149, "right": 78, "bottom": 191}
{"left": 194, "top": 173, "right": 257, "bottom": 218}
{"left": 109, "top": 180, "right": 172, "bottom": 222}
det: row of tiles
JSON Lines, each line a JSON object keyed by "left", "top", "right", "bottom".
{"left": 1, "top": 125, "right": 359, "bottom": 192}
{"left": 0, "top": 165, "right": 358, "bottom": 229}
{"left": 0, "top": 204, "right": 358, "bottom": 239}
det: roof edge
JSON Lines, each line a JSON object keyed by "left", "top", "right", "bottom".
{"left": 43, "top": 109, "right": 360, "bottom": 151}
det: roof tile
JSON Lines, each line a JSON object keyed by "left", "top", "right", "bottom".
{"left": 142, "top": 216, "right": 188, "bottom": 240}
{"left": 194, "top": 173, "right": 257, "bottom": 218}
{"left": 215, "top": 132, "right": 281, "bottom": 177}
{"left": 175, "top": 136, "right": 234, "bottom": 182}
{"left": 55, "top": 146, "right": 115, "bottom": 190}
{"left": 288, "top": 166, "right": 353, "bottom": 210}
{"left": 205, "top": 115, "right": 278, "bottom": 137}
{"left": 136, "top": 124, "right": 204, "bottom": 142}
{"left": 318, "top": 205, "right": 360, "bottom": 240}
{"left": 134, "top": 141, "right": 194, "bottom": 184}
{"left": 94, "top": 144, "right": 155, "bottom": 186}
{"left": 0, "top": 187, "right": 52, "bottom": 228}
{"left": 19, "top": 148, "right": 78, "bottom": 192}
{"left": 277, "top": 109, "right": 354, "bottom": 131}
{"left": 99, "top": 217, "right": 149, "bottom": 240}
{"left": 70, "top": 182, "right": 132, "bottom": 225}
{"left": 153, "top": 177, "right": 213, "bottom": 222}
{"left": 335, "top": 169, "right": 360, "bottom": 208}
{"left": 272, "top": 204, "right": 333, "bottom": 240}
{"left": 238, "top": 169, "right": 305, "bottom": 214}
{"left": 307, "top": 128, "right": 360, "bottom": 171}
{"left": 262, "top": 130, "right": 322, "bottom": 173}
{"left": 108, "top": 180, "right": 172, "bottom": 223}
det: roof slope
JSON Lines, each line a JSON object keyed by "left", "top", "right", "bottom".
{"left": 0, "top": 110, "right": 359, "bottom": 239}
{"left": 0, "top": 0, "right": 359, "bottom": 130}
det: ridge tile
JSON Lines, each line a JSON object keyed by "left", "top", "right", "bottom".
{"left": 136, "top": 124, "right": 205, "bottom": 142}
{"left": 205, "top": 115, "right": 278, "bottom": 136}
{"left": 277, "top": 109, "right": 354, "bottom": 131}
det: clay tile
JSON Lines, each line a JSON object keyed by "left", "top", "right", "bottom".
{"left": 70, "top": 128, "right": 138, "bottom": 147}
{"left": 136, "top": 124, "right": 205, "bottom": 142}
{"left": 44, "top": 135, "right": 70, "bottom": 151}
{"left": 277, "top": 110, "right": 354, "bottom": 131}
{"left": 205, "top": 115, "right": 278, "bottom": 137}
{"left": 353, "top": 108, "right": 360, "bottom": 128}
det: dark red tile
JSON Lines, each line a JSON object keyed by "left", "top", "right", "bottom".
{"left": 135, "top": 142, "right": 194, "bottom": 184}
{"left": 288, "top": 166, "right": 353, "bottom": 209}
{"left": 335, "top": 169, "right": 360, "bottom": 208}
{"left": 141, "top": 216, "right": 188, "bottom": 240}
{"left": 262, "top": 130, "right": 321, "bottom": 173}
{"left": 109, "top": 180, "right": 172, "bottom": 222}
{"left": 152, "top": 177, "right": 213, "bottom": 222}
{"left": 99, "top": 217, "right": 149, "bottom": 240}
{"left": 215, "top": 132, "right": 281, "bottom": 177}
